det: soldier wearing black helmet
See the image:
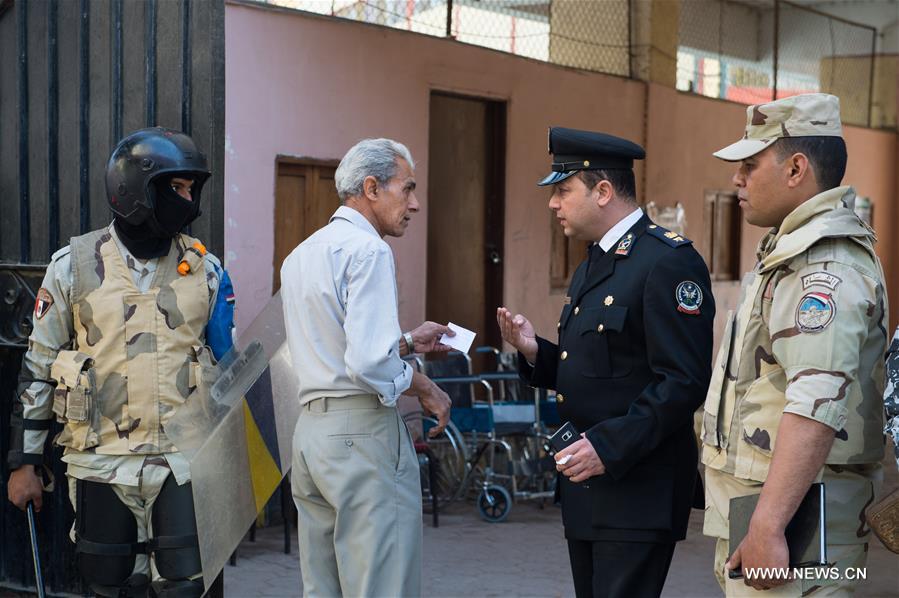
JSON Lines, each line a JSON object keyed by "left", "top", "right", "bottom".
{"left": 6, "top": 127, "right": 235, "bottom": 598}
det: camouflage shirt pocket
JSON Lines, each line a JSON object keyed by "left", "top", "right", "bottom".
{"left": 734, "top": 369, "right": 787, "bottom": 481}
{"left": 49, "top": 350, "right": 100, "bottom": 450}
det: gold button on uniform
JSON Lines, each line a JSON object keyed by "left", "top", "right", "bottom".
{"left": 561, "top": 351, "right": 568, "bottom": 360}
{"left": 574, "top": 307, "right": 580, "bottom": 315}
{"left": 597, "top": 324, "right": 604, "bottom": 332}
{"left": 557, "top": 393, "right": 564, "bottom": 403}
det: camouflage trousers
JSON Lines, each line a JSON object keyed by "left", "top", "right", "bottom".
{"left": 66, "top": 458, "right": 188, "bottom": 581}
{"left": 713, "top": 538, "right": 866, "bottom": 596}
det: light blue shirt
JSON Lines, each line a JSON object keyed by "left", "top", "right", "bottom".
{"left": 280, "top": 206, "right": 413, "bottom": 406}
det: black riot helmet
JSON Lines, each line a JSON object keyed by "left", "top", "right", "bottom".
{"left": 105, "top": 127, "right": 211, "bottom": 226}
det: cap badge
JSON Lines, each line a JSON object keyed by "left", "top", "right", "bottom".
{"left": 676, "top": 281, "right": 702, "bottom": 315}
{"left": 796, "top": 292, "right": 835, "bottom": 333}
{"left": 583, "top": 160, "right": 590, "bottom": 167}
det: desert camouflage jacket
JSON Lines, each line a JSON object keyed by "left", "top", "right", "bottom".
{"left": 702, "top": 186, "right": 888, "bottom": 484}
{"left": 14, "top": 226, "right": 227, "bottom": 485}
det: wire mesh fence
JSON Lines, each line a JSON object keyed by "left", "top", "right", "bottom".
{"left": 265, "top": 0, "right": 881, "bottom": 128}
{"left": 677, "top": 0, "right": 877, "bottom": 126}
{"left": 275, "top": 0, "right": 631, "bottom": 77}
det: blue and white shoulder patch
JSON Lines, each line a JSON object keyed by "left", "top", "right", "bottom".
{"left": 646, "top": 224, "right": 692, "bottom": 247}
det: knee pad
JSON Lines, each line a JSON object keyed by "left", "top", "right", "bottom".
{"left": 74, "top": 479, "right": 144, "bottom": 590}
{"left": 150, "top": 475, "right": 201, "bottom": 580}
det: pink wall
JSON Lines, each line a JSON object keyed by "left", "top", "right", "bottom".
{"left": 225, "top": 3, "right": 645, "bottom": 339}
{"left": 225, "top": 3, "right": 898, "bottom": 344}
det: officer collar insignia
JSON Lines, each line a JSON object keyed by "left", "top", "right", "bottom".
{"left": 675, "top": 281, "right": 702, "bottom": 315}
{"left": 604, "top": 295, "right": 614, "bottom": 306}
{"left": 796, "top": 292, "right": 835, "bottom": 333}
{"left": 615, "top": 233, "right": 635, "bottom": 256}
{"left": 34, "top": 288, "right": 54, "bottom": 320}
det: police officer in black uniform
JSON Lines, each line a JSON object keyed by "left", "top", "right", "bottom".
{"left": 497, "top": 127, "right": 715, "bottom": 597}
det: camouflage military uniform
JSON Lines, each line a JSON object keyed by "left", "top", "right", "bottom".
{"left": 883, "top": 330, "right": 899, "bottom": 468}
{"left": 701, "top": 185, "right": 887, "bottom": 595}
{"left": 17, "top": 224, "right": 228, "bottom": 580}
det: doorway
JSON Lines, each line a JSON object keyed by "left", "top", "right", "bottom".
{"left": 272, "top": 158, "right": 340, "bottom": 293}
{"left": 426, "top": 92, "right": 506, "bottom": 368}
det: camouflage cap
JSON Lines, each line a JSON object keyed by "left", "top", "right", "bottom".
{"left": 713, "top": 93, "right": 842, "bottom": 162}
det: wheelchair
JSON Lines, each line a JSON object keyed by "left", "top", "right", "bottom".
{"left": 404, "top": 348, "right": 560, "bottom": 522}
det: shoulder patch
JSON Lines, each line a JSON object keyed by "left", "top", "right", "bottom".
{"left": 796, "top": 292, "right": 835, "bottom": 333}
{"left": 675, "top": 281, "right": 703, "bottom": 315}
{"left": 646, "top": 224, "right": 693, "bottom": 248}
{"left": 34, "top": 288, "right": 54, "bottom": 319}
{"left": 801, "top": 271, "right": 842, "bottom": 291}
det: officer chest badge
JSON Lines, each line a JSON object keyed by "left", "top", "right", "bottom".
{"left": 615, "top": 233, "right": 635, "bottom": 256}
{"left": 675, "top": 281, "right": 702, "bottom": 315}
{"left": 796, "top": 292, "right": 835, "bottom": 333}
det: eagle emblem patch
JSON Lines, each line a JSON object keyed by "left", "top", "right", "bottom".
{"left": 675, "top": 281, "right": 702, "bottom": 315}
{"left": 34, "top": 287, "right": 54, "bottom": 320}
{"left": 796, "top": 292, "right": 835, "bottom": 333}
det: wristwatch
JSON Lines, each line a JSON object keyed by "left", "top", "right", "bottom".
{"left": 403, "top": 331, "right": 415, "bottom": 354}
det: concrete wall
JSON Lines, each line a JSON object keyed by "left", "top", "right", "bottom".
{"left": 225, "top": 3, "right": 898, "bottom": 346}
{"left": 225, "top": 3, "right": 645, "bottom": 340}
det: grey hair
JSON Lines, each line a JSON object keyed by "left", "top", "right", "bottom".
{"left": 334, "top": 138, "right": 415, "bottom": 202}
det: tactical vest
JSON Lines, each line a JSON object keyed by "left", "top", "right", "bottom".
{"left": 701, "top": 187, "right": 887, "bottom": 484}
{"left": 51, "top": 229, "right": 209, "bottom": 454}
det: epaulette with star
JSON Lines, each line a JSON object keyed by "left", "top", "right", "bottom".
{"left": 646, "top": 224, "right": 693, "bottom": 247}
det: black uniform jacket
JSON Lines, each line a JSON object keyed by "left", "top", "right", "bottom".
{"left": 520, "top": 215, "right": 715, "bottom": 543}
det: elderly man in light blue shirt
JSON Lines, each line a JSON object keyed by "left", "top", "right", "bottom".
{"left": 280, "top": 138, "right": 452, "bottom": 598}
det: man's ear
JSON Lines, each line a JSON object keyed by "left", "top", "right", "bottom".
{"left": 786, "top": 153, "right": 811, "bottom": 189}
{"left": 362, "top": 175, "right": 379, "bottom": 200}
{"left": 595, "top": 179, "right": 614, "bottom": 207}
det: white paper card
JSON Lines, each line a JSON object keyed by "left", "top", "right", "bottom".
{"left": 440, "top": 322, "right": 476, "bottom": 354}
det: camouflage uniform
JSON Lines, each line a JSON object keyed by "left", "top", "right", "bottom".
{"left": 17, "top": 224, "right": 227, "bottom": 580}
{"left": 703, "top": 95, "right": 888, "bottom": 595}
{"left": 883, "top": 330, "right": 899, "bottom": 468}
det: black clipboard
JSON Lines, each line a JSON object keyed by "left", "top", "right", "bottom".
{"left": 727, "top": 482, "right": 827, "bottom": 579}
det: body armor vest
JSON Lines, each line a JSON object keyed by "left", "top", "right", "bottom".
{"left": 52, "top": 229, "right": 208, "bottom": 454}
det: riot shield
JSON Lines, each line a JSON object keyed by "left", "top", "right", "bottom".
{"left": 166, "top": 292, "right": 300, "bottom": 592}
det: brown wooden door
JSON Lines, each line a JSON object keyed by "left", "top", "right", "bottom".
{"left": 427, "top": 93, "right": 506, "bottom": 368}
{"left": 272, "top": 159, "right": 340, "bottom": 293}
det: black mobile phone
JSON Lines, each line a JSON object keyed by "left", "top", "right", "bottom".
{"left": 548, "top": 421, "right": 580, "bottom": 454}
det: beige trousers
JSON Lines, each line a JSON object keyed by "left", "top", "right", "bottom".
{"left": 291, "top": 395, "right": 422, "bottom": 597}
{"left": 713, "top": 538, "right": 868, "bottom": 597}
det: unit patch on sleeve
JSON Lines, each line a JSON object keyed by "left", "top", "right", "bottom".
{"left": 675, "top": 281, "right": 703, "bottom": 315}
{"left": 34, "top": 287, "right": 54, "bottom": 320}
{"left": 800, "top": 271, "right": 842, "bottom": 291}
{"left": 796, "top": 292, "right": 835, "bottom": 333}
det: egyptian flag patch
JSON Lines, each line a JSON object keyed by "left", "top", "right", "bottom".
{"left": 34, "top": 288, "right": 54, "bottom": 320}
{"left": 225, "top": 292, "right": 236, "bottom": 305}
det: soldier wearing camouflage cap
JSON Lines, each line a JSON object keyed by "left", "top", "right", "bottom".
{"left": 701, "top": 93, "right": 888, "bottom": 594}
{"left": 6, "top": 128, "right": 236, "bottom": 597}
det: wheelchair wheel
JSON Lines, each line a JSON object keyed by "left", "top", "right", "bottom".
{"left": 477, "top": 484, "right": 512, "bottom": 523}
{"left": 402, "top": 412, "right": 469, "bottom": 511}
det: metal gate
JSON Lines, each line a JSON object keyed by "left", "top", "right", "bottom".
{"left": 0, "top": 0, "right": 225, "bottom": 593}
